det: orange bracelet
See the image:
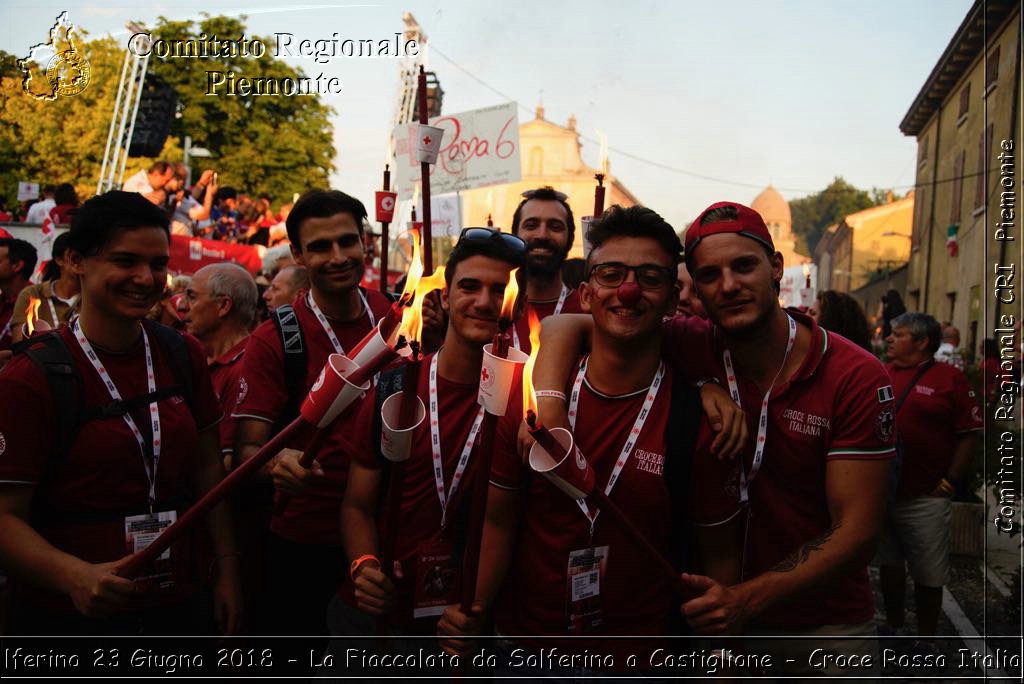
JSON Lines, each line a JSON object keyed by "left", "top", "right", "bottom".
{"left": 350, "top": 554, "right": 381, "bottom": 581}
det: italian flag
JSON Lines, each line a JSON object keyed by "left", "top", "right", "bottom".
{"left": 946, "top": 224, "right": 958, "bottom": 257}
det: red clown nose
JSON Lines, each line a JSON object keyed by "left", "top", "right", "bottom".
{"left": 617, "top": 281, "right": 642, "bottom": 306}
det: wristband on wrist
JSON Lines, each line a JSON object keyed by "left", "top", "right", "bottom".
{"left": 695, "top": 377, "right": 721, "bottom": 389}
{"left": 350, "top": 554, "right": 381, "bottom": 581}
{"left": 535, "top": 390, "right": 568, "bottom": 402}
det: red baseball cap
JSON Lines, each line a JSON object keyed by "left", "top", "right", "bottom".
{"left": 684, "top": 201, "right": 775, "bottom": 263}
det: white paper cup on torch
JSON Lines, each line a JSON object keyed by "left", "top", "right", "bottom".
{"left": 351, "top": 322, "right": 398, "bottom": 367}
{"left": 414, "top": 124, "right": 445, "bottom": 164}
{"left": 379, "top": 391, "right": 427, "bottom": 462}
{"left": 477, "top": 344, "right": 529, "bottom": 416}
{"left": 528, "top": 428, "right": 596, "bottom": 500}
{"left": 299, "top": 354, "right": 370, "bottom": 428}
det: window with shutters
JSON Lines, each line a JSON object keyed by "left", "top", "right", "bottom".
{"left": 975, "top": 124, "right": 993, "bottom": 209}
{"left": 957, "top": 83, "right": 970, "bottom": 125}
{"left": 950, "top": 150, "right": 965, "bottom": 223}
{"left": 912, "top": 187, "right": 926, "bottom": 248}
{"left": 985, "top": 45, "right": 1000, "bottom": 93}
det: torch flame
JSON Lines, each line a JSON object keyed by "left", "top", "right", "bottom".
{"left": 399, "top": 227, "right": 424, "bottom": 304}
{"left": 499, "top": 267, "right": 521, "bottom": 322}
{"left": 25, "top": 297, "right": 41, "bottom": 335}
{"left": 522, "top": 308, "right": 543, "bottom": 417}
{"left": 165, "top": 273, "right": 174, "bottom": 291}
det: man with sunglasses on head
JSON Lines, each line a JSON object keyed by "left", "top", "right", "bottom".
{"left": 324, "top": 228, "right": 525, "bottom": 668}
{"left": 508, "top": 187, "right": 584, "bottom": 352}
{"left": 531, "top": 201, "right": 896, "bottom": 676}
{"left": 438, "top": 206, "right": 712, "bottom": 676}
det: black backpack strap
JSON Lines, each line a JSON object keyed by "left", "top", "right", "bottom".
{"left": 663, "top": 374, "right": 701, "bottom": 571}
{"left": 663, "top": 374, "right": 701, "bottom": 636}
{"left": 271, "top": 304, "right": 306, "bottom": 423}
{"left": 18, "top": 331, "right": 83, "bottom": 462}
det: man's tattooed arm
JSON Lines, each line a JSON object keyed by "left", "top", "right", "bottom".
{"left": 769, "top": 523, "right": 841, "bottom": 573}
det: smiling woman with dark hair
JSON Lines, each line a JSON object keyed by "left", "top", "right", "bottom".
{"left": 0, "top": 190, "right": 242, "bottom": 636}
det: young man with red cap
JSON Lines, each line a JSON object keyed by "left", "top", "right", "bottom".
{"left": 327, "top": 228, "right": 525, "bottom": 664}
{"left": 508, "top": 187, "right": 584, "bottom": 352}
{"left": 232, "top": 189, "right": 393, "bottom": 637}
{"left": 530, "top": 201, "right": 896, "bottom": 676}
{"left": 438, "top": 206, "right": 712, "bottom": 675}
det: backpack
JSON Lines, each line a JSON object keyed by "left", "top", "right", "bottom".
{"left": 16, "top": 320, "right": 195, "bottom": 464}
{"left": 271, "top": 287, "right": 397, "bottom": 425}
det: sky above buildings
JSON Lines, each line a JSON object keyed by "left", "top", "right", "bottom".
{"left": 2, "top": 0, "right": 974, "bottom": 228}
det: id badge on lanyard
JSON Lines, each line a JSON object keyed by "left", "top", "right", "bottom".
{"left": 124, "top": 510, "right": 177, "bottom": 586}
{"left": 566, "top": 545, "right": 608, "bottom": 633}
{"left": 412, "top": 538, "right": 460, "bottom": 618}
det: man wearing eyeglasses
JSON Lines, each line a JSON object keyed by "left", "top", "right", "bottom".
{"left": 182, "top": 263, "right": 259, "bottom": 462}
{"left": 325, "top": 228, "right": 525, "bottom": 666}
{"left": 528, "top": 201, "right": 896, "bottom": 676}
{"left": 508, "top": 187, "right": 584, "bottom": 352}
{"left": 438, "top": 206, "right": 709, "bottom": 675}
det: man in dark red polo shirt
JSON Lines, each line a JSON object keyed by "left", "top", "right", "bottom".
{"left": 878, "top": 312, "right": 981, "bottom": 642}
{"left": 508, "top": 187, "right": 583, "bottom": 352}
{"left": 334, "top": 228, "right": 525, "bottom": 653}
{"left": 673, "top": 202, "right": 895, "bottom": 675}
{"left": 439, "top": 205, "right": 707, "bottom": 674}
{"left": 232, "top": 189, "right": 393, "bottom": 636}
{"left": 181, "top": 262, "right": 258, "bottom": 463}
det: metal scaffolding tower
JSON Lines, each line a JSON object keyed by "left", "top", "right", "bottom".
{"left": 96, "top": 24, "right": 151, "bottom": 194}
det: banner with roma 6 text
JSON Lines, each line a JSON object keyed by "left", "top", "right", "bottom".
{"left": 393, "top": 102, "right": 522, "bottom": 199}
{"left": 169, "top": 235, "right": 264, "bottom": 276}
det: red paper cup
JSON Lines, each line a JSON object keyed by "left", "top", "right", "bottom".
{"left": 477, "top": 343, "right": 529, "bottom": 416}
{"left": 380, "top": 391, "right": 427, "bottom": 462}
{"left": 300, "top": 354, "right": 370, "bottom": 428}
{"left": 528, "top": 427, "right": 596, "bottom": 500}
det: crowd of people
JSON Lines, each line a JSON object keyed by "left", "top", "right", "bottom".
{"left": 0, "top": 181, "right": 1012, "bottom": 677}
{"left": 12, "top": 162, "right": 293, "bottom": 246}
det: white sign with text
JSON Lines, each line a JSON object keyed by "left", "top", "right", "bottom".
{"left": 394, "top": 102, "right": 521, "bottom": 199}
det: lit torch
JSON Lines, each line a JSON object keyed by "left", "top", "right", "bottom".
{"left": 461, "top": 271, "right": 528, "bottom": 615}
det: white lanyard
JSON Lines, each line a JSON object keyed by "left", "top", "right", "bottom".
{"left": 306, "top": 289, "right": 375, "bottom": 355}
{"left": 722, "top": 313, "right": 797, "bottom": 504}
{"left": 72, "top": 319, "right": 161, "bottom": 511}
{"left": 567, "top": 356, "right": 665, "bottom": 532}
{"left": 47, "top": 298, "right": 59, "bottom": 327}
{"left": 428, "top": 352, "right": 486, "bottom": 529}
{"left": 512, "top": 285, "right": 569, "bottom": 350}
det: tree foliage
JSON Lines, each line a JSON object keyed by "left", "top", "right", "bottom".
{"left": 0, "top": 15, "right": 335, "bottom": 209}
{"left": 790, "top": 177, "right": 894, "bottom": 256}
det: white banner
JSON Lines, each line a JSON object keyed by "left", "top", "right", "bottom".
{"left": 394, "top": 102, "right": 521, "bottom": 199}
{"left": 417, "top": 193, "right": 463, "bottom": 237}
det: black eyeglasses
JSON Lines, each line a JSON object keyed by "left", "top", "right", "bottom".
{"left": 587, "top": 262, "right": 676, "bottom": 290}
{"left": 521, "top": 188, "right": 568, "bottom": 201}
{"left": 457, "top": 227, "right": 527, "bottom": 254}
